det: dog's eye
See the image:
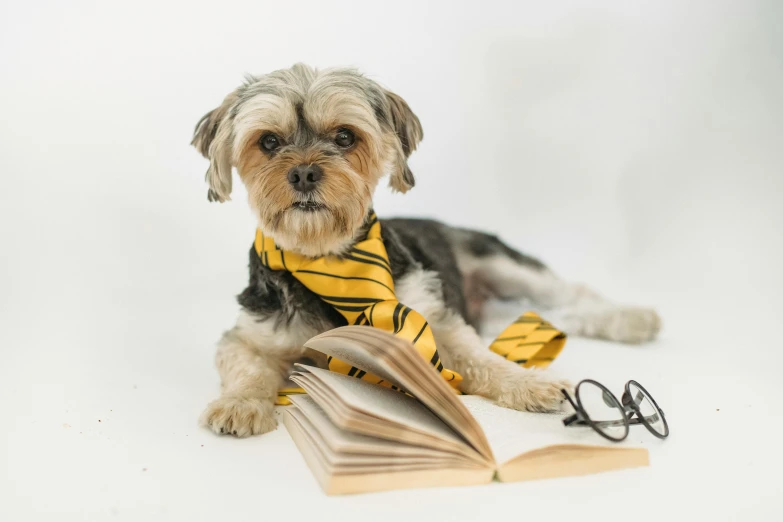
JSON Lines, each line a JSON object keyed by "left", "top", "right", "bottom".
{"left": 259, "top": 133, "right": 282, "bottom": 152}
{"left": 335, "top": 129, "right": 355, "bottom": 148}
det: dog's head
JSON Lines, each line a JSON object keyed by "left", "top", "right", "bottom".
{"left": 191, "top": 63, "right": 422, "bottom": 256}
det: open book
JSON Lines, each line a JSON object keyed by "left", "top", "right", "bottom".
{"left": 282, "top": 326, "right": 649, "bottom": 495}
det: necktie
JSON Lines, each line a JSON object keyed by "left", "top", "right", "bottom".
{"left": 255, "top": 214, "right": 566, "bottom": 405}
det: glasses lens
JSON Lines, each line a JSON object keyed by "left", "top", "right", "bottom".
{"left": 577, "top": 381, "right": 628, "bottom": 441}
{"left": 627, "top": 381, "right": 669, "bottom": 438}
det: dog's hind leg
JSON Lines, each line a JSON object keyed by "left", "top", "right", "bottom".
{"left": 449, "top": 229, "right": 661, "bottom": 344}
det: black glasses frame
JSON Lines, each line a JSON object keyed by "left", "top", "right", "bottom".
{"left": 561, "top": 379, "right": 669, "bottom": 442}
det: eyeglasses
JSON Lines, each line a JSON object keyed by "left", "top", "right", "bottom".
{"left": 560, "top": 379, "right": 669, "bottom": 442}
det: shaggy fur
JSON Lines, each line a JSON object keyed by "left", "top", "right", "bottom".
{"left": 192, "top": 63, "right": 661, "bottom": 437}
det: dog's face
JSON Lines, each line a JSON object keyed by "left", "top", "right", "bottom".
{"left": 192, "top": 63, "right": 423, "bottom": 256}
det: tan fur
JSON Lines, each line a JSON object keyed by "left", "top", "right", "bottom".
{"left": 199, "top": 309, "right": 322, "bottom": 436}
{"left": 384, "top": 90, "right": 422, "bottom": 192}
{"left": 194, "top": 63, "right": 414, "bottom": 256}
{"left": 238, "top": 144, "right": 375, "bottom": 256}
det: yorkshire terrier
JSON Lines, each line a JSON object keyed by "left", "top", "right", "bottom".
{"left": 192, "top": 63, "right": 660, "bottom": 437}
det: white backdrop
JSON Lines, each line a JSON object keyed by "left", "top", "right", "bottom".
{"left": 1, "top": 1, "right": 782, "bottom": 521}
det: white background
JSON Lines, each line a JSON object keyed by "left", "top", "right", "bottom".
{"left": 1, "top": 1, "right": 782, "bottom": 521}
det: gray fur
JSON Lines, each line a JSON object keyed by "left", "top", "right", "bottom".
{"left": 446, "top": 226, "right": 547, "bottom": 270}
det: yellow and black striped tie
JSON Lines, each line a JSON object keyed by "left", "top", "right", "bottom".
{"left": 255, "top": 214, "right": 566, "bottom": 405}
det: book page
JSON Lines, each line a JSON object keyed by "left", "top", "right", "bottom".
{"left": 304, "top": 335, "right": 403, "bottom": 386}
{"left": 283, "top": 410, "right": 494, "bottom": 496}
{"left": 460, "top": 395, "right": 636, "bottom": 465}
{"left": 289, "top": 395, "right": 404, "bottom": 452}
{"left": 304, "top": 326, "right": 494, "bottom": 461}
{"left": 298, "top": 365, "right": 466, "bottom": 446}
{"left": 289, "top": 395, "right": 468, "bottom": 461}
{"left": 286, "top": 408, "right": 477, "bottom": 470}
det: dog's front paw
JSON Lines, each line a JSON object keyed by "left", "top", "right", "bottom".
{"left": 199, "top": 394, "right": 277, "bottom": 437}
{"left": 598, "top": 307, "right": 661, "bottom": 344}
{"left": 495, "top": 370, "right": 573, "bottom": 413}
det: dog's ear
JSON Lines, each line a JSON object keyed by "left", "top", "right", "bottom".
{"left": 191, "top": 89, "right": 240, "bottom": 203}
{"left": 384, "top": 90, "right": 423, "bottom": 193}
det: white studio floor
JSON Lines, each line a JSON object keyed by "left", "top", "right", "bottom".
{"left": 2, "top": 271, "right": 781, "bottom": 522}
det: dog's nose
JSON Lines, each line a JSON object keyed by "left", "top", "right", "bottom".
{"left": 287, "top": 164, "right": 322, "bottom": 193}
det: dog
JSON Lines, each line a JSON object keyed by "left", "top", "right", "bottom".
{"left": 191, "top": 63, "right": 661, "bottom": 437}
